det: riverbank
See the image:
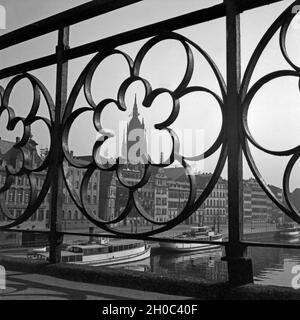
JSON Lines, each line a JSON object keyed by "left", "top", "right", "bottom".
{"left": 0, "top": 254, "right": 300, "bottom": 300}
{"left": 62, "top": 222, "right": 277, "bottom": 238}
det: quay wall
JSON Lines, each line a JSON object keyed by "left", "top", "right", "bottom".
{"left": 0, "top": 255, "right": 299, "bottom": 300}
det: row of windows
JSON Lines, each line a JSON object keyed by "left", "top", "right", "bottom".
{"left": 168, "top": 190, "right": 226, "bottom": 199}
{"left": 139, "top": 191, "right": 154, "bottom": 199}
{"left": 2, "top": 209, "right": 99, "bottom": 222}
{"left": 3, "top": 189, "right": 97, "bottom": 206}
{"left": 251, "top": 214, "right": 269, "bottom": 219}
{"left": 156, "top": 179, "right": 167, "bottom": 186}
{"left": 62, "top": 210, "right": 98, "bottom": 220}
{"left": 0, "top": 209, "right": 47, "bottom": 221}
{"left": 211, "top": 191, "right": 226, "bottom": 198}
{"left": 156, "top": 198, "right": 167, "bottom": 205}
{"left": 251, "top": 207, "right": 268, "bottom": 213}
{"left": 215, "top": 183, "right": 226, "bottom": 190}
{"left": 156, "top": 208, "right": 167, "bottom": 215}
{"left": 251, "top": 200, "right": 269, "bottom": 206}
{"left": 63, "top": 194, "right": 99, "bottom": 205}
{"left": 69, "top": 180, "right": 98, "bottom": 190}
{"left": 156, "top": 187, "right": 167, "bottom": 194}
{"left": 4, "top": 189, "right": 48, "bottom": 205}
{"left": 205, "top": 199, "right": 226, "bottom": 207}
{"left": 168, "top": 191, "right": 189, "bottom": 199}
{"left": 5, "top": 189, "right": 30, "bottom": 203}
{"left": 204, "top": 216, "right": 227, "bottom": 223}
{"left": 156, "top": 217, "right": 168, "bottom": 222}
{"left": 30, "top": 210, "right": 47, "bottom": 221}
{"left": 205, "top": 209, "right": 226, "bottom": 215}
{"left": 168, "top": 183, "right": 189, "bottom": 189}
{"left": 141, "top": 200, "right": 154, "bottom": 208}
{"left": 0, "top": 174, "right": 45, "bottom": 187}
{"left": 168, "top": 201, "right": 186, "bottom": 209}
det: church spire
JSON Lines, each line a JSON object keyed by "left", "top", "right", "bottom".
{"left": 132, "top": 94, "right": 139, "bottom": 118}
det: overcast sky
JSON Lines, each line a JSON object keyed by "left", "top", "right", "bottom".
{"left": 1, "top": 0, "right": 300, "bottom": 192}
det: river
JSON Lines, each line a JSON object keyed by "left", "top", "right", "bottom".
{"left": 109, "top": 236, "right": 300, "bottom": 288}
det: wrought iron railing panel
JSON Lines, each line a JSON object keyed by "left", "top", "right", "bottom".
{"left": 241, "top": 1, "right": 300, "bottom": 225}
{"left": 61, "top": 31, "right": 227, "bottom": 237}
{"left": 0, "top": 74, "right": 53, "bottom": 228}
{"left": 0, "top": 0, "right": 299, "bottom": 285}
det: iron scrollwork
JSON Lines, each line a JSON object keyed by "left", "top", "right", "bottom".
{"left": 2, "top": 1, "right": 299, "bottom": 236}
{"left": 0, "top": 74, "right": 54, "bottom": 229}
{"left": 241, "top": 1, "right": 300, "bottom": 225}
{"left": 62, "top": 31, "right": 227, "bottom": 236}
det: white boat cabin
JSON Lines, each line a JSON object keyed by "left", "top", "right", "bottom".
{"left": 27, "top": 239, "right": 147, "bottom": 263}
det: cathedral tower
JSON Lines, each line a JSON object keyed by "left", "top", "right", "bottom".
{"left": 122, "top": 94, "right": 147, "bottom": 164}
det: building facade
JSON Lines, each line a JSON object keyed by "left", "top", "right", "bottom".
{"left": 1, "top": 102, "right": 290, "bottom": 233}
{"left": 0, "top": 137, "right": 50, "bottom": 230}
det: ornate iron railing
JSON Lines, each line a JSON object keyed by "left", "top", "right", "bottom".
{"left": 0, "top": 0, "right": 300, "bottom": 285}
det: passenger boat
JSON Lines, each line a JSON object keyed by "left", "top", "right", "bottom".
{"left": 276, "top": 223, "right": 300, "bottom": 239}
{"left": 158, "top": 226, "right": 223, "bottom": 252}
{"left": 109, "top": 257, "right": 151, "bottom": 272}
{"left": 27, "top": 239, "right": 151, "bottom": 266}
{"left": 158, "top": 248, "right": 223, "bottom": 266}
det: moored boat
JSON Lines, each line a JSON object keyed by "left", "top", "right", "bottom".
{"left": 276, "top": 223, "right": 300, "bottom": 239}
{"left": 27, "top": 239, "right": 151, "bottom": 266}
{"left": 158, "top": 226, "right": 223, "bottom": 252}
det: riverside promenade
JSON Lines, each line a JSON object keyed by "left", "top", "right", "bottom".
{"left": 61, "top": 223, "right": 278, "bottom": 243}
{"left": 1, "top": 260, "right": 300, "bottom": 301}
{"left": 0, "top": 270, "right": 196, "bottom": 300}
{"left": 0, "top": 223, "right": 284, "bottom": 301}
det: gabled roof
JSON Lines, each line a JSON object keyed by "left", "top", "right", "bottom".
{"left": 0, "top": 138, "right": 43, "bottom": 167}
{"left": 291, "top": 188, "right": 300, "bottom": 212}
{"left": 195, "top": 173, "right": 213, "bottom": 189}
{"left": 268, "top": 184, "right": 282, "bottom": 194}
{"left": 163, "top": 167, "right": 186, "bottom": 181}
{"left": 0, "top": 139, "right": 15, "bottom": 155}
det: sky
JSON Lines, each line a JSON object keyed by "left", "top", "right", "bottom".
{"left": 0, "top": 0, "right": 300, "bottom": 192}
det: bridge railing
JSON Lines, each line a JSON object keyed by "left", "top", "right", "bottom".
{"left": 0, "top": 0, "right": 299, "bottom": 286}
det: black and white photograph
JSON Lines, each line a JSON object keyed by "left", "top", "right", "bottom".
{"left": 0, "top": 0, "right": 300, "bottom": 308}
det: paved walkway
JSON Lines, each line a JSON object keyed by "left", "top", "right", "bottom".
{"left": 0, "top": 270, "right": 196, "bottom": 300}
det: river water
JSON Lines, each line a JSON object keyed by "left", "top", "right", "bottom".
{"left": 110, "top": 237, "right": 300, "bottom": 288}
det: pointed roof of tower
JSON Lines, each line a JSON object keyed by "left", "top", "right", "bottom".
{"left": 128, "top": 94, "right": 143, "bottom": 132}
{"left": 132, "top": 94, "right": 139, "bottom": 118}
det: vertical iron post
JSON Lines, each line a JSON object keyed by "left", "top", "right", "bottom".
{"left": 224, "top": 0, "right": 253, "bottom": 285}
{"left": 49, "top": 26, "right": 69, "bottom": 263}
